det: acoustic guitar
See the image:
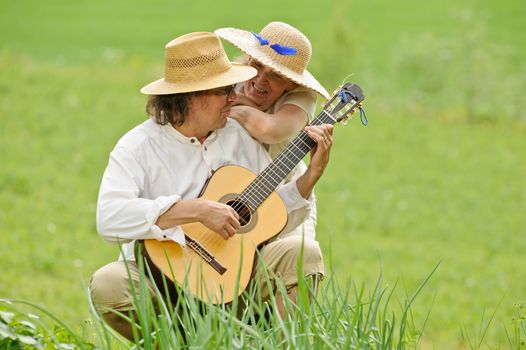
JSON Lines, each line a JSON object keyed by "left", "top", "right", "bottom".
{"left": 138, "top": 82, "right": 365, "bottom": 304}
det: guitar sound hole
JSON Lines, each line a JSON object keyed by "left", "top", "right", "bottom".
{"left": 226, "top": 200, "right": 252, "bottom": 227}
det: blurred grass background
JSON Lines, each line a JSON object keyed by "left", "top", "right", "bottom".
{"left": 1, "top": 0, "right": 525, "bottom": 348}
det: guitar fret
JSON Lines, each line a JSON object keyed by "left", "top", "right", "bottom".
{"left": 268, "top": 162, "right": 290, "bottom": 178}
{"left": 243, "top": 183, "right": 267, "bottom": 206}
{"left": 272, "top": 160, "right": 294, "bottom": 175}
{"left": 320, "top": 109, "right": 336, "bottom": 123}
{"left": 283, "top": 150, "right": 303, "bottom": 163}
{"left": 288, "top": 140, "right": 306, "bottom": 155}
{"left": 240, "top": 131, "right": 317, "bottom": 208}
{"left": 251, "top": 178, "right": 274, "bottom": 198}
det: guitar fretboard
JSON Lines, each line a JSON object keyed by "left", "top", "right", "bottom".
{"left": 237, "top": 109, "right": 337, "bottom": 212}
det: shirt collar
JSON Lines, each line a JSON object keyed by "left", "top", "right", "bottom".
{"left": 162, "top": 122, "right": 219, "bottom": 146}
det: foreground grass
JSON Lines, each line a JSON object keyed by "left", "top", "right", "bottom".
{"left": 1, "top": 264, "right": 439, "bottom": 349}
{"left": 2, "top": 277, "right": 525, "bottom": 349}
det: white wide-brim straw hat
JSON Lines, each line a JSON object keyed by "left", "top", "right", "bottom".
{"left": 141, "top": 32, "right": 257, "bottom": 95}
{"left": 215, "top": 22, "right": 330, "bottom": 99}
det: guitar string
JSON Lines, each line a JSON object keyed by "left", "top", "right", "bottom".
{"left": 237, "top": 103, "right": 340, "bottom": 206}
{"left": 194, "top": 106, "right": 340, "bottom": 254}
{"left": 238, "top": 129, "right": 315, "bottom": 208}
{"left": 190, "top": 102, "right": 341, "bottom": 254}
{"left": 252, "top": 107, "right": 337, "bottom": 195}
{"left": 230, "top": 103, "right": 344, "bottom": 230}
{"left": 190, "top": 132, "right": 314, "bottom": 253}
{"left": 187, "top": 98, "right": 345, "bottom": 257}
{"left": 239, "top": 103, "right": 342, "bottom": 206}
{"left": 231, "top": 90, "right": 356, "bottom": 215}
{"left": 239, "top": 94, "right": 347, "bottom": 203}
{"left": 195, "top": 106, "right": 352, "bottom": 269}
{"left": 192, "top": 130, "right": 319, "bottom": 250}
{"left": 229, "top": 123, "right": 316, "bottom": 211}
{"left": 173, "top": 95, "right": 354, "bottom": 274}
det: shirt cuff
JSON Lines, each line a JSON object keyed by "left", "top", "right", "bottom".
{"left": 150, "top": 225, "right": 186, "bottom": 246}
{"left": 278, "top": 179, "right": 311, "bottom": 212}
{"left": 145, "top": 194, "right": 182, "bottom": 240}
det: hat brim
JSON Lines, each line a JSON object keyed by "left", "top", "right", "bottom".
{"left": 215, "top": 27, "right": 330, "bottom": 100}
{"left": 140, "top": 63, "right": 257, "bottom": 95}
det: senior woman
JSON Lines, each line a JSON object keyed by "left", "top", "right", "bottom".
{"left": 215, "top": 21, "right": 330, "bottom": 241}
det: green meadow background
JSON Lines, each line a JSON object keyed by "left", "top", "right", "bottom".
{"left": 1, "top": 0, "right": 525, "bottom": 348}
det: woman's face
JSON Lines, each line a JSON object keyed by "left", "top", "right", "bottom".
{"left": 242, "top": 59, "right": 296, "bottom": 111}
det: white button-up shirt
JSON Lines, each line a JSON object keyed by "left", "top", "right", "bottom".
{"left": 97, "top": 118, "right": 311, "bottom": 260}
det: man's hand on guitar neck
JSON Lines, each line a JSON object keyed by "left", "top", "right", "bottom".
{"left": 296, "top": 124, "right": 334, "bottom": 199}
{"left": 155, "top": 198, "right": 241, "bottom": 240}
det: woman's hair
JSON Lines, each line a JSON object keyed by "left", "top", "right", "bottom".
{"left": 146, "top": 92, "right": 202, "bottom": 126}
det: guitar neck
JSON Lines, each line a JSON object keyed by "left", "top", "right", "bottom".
{"left": 237, "top": 109, "right": 338, "bottom": 212}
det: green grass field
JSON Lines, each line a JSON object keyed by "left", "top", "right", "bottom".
{"left": 1, "top": 0, "right": 525, "bottom": 348}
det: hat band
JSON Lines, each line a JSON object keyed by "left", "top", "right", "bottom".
{"left": 251, "top": 32, "right": 297, "bottom": 56}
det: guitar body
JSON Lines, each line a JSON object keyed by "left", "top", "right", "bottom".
{"left": 142, "top": 165, "right": 288, "bottom": 304}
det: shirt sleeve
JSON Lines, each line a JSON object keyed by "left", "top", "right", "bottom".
{"left": 96, "top": 146, "right": 183, "bottom": 244}
{"left": 276, "top": 179, "right": 313, "bottom": 233}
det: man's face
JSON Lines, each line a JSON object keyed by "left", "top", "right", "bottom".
{"left": 189, "top": 85, "right": 236, "bottom": 132}
{"left": 242, "top": 59, "right": 296, "bottom": 111}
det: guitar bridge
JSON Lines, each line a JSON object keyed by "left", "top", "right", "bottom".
{"left": 185, "top": 235, "right": 227, "bottom": 275}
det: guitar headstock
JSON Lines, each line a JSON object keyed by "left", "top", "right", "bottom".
{"left": 322, "top": 82, "right": 366, "bottom": 125}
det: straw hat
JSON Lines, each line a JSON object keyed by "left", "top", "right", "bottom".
{"left": 140, "top": 32, "right": 257, "bottom": 95}
{"left": 215, "top": 22, "right": 330, "bottom": 99}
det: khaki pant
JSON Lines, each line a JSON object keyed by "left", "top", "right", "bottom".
{"left": 90, "top": 236, "right": 324, "bottom": 314}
